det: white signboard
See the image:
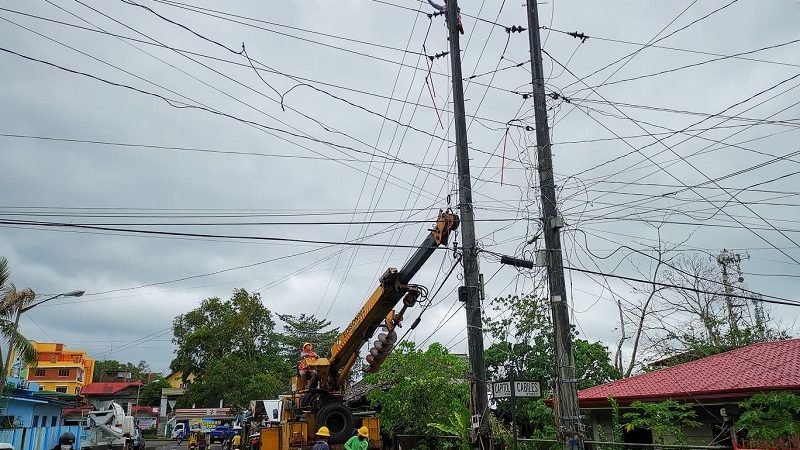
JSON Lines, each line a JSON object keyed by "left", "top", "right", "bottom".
{"left": 492, "top": 381, "right": 541, "bottom": 399}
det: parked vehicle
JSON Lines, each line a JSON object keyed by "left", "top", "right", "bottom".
{"left": 172, "top": 423, "right": 187, "bottom": 440}
{"left": 210, "top": 425, "right": 235, "bottom": 444}
{"left": 132, "top": 429, "right": 145, "bottom": 450}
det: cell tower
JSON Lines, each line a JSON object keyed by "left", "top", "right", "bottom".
{"left": 715, "top": 249, "right": 750, "bottom": 344}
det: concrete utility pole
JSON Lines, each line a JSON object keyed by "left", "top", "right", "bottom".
{"left": 524, "top": 0, "right": 582, "bottom": 448}
{"left": 445, "top": 0, "right": 491, "bottom": 447}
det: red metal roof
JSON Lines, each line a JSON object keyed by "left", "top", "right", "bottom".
{"left": 62, "top": 406, "right": 93, "bottom": 416}
{"left": 131, "top": 406, "right": 159, "bottom": 416}
{"left": 579, "top": 339, "right": 800, "bottom": 407}
{"left": 80, "top": 382, "right": 142, "bottom": 396}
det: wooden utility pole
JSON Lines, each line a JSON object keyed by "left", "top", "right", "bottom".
{"left": 446, "top": 0, "right": 491, "bottom": 447}
{"left": 524, "top": 0, "right": 583, "bottom": 448}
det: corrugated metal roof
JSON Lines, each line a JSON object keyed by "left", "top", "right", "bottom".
{"left": 578, "top": 339, "right": 800, "bottom": 407}
{"left": 80, "top": 382, "right": 142, "bottom": 395}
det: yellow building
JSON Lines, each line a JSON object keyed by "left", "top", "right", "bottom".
{"left": 23, "top": 342, "right": 95, "bottom": 395}
{"left": 164, "top": 371, "right": 194, "bottom": 389}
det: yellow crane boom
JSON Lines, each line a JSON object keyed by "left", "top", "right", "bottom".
{"left": 304, "top": 209, "right": 459, "bottom": 392}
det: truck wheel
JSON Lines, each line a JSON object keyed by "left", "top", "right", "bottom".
{"left": 302, "top": 391, "right": 336, "bottom": 409}
{"left": 316, "top": 402, "right": 354, "bottom": 444}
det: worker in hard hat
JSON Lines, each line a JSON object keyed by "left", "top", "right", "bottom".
{"left": 343, "top": 426, "right": 369, "bottom": 450}
{"left": 298, "top": 342, "right": 319, "bottom": 388}
{"left": 51, "top": 431, "right": 75, "bottom": 450}
{"left": 312, "top": 426, "right": 331, "bottom": 450}
{"left": 188, "top": 431, "right": 198, "bottom": 450}
{"left": 231, "top": 430, "right": 242, "bottom": 450}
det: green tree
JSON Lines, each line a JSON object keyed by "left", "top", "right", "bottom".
{"left": 0, "top": 257, "right": 38, "bottom": 387}
{"left": 429, "top": 409, "right": 471, "bottom": 450}
{"left": 171, "top": 289, "right": 278, "bottom": 377}
{"left": 138, "top": 379, "right": 171, "bottom": 406}
{"left": 275, "top": 314, "right": 339, "bottom": 359}
{"left": 181, "top": 354, "right": 289, "bottom": 409}
{"left": 623, "top": 400, "right": 701, "bottom": 444}
{"left": 171, "top": 289, "right": 291, "bottom": 408}
{"left": 364, "top": 342, "right": 469, "bottom": 439}
{"left": 738, "top": 391, "right": 800, "bottom": 440}
{"left": 483, "top": 294, "right": 620, "bottom": 437}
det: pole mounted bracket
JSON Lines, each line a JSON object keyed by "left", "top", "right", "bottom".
{"left": 550, "top": 214, "right": 565, "bottom": 230}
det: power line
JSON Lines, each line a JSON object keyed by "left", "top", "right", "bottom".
{"left": 543, "top": 26, "right": 800, "bottom": 70}
{"left": 545, "top": 50, "right": 800, "bottom": 264}
{"left": 368, "top": 0, "right": 511, "bottom": 29}
{"left": 560, "top": 0, "right": 738, "bottom": 93}
{"left": 0, "top": 218, "right": 457, "bottom": 248}
{"left": 0, "top": 7, "right": 518, "bottom": 128}
{"left": 568, "top": 35, "right": 800, "bottom": 94}
{"left": 150, "top": 0, "right": 428, "bottom": 58}
{"left": 563, "top": 265, "right": 800, "bottom": 308}
{"left": 0, "top": 132, "right": 457, "bottom": 169}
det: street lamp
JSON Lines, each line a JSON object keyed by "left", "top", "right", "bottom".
{"left": 1, "top": 290, "right": 85, "bottom": 393}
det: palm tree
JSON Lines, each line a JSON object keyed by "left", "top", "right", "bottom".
{"left": 0, "top": 257, "right": 38, "bottom": 389}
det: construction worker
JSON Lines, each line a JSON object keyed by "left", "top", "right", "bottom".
{"left": 188, "top": 431, "right": 198, "bottom": 450}
{"left": 312, "top": 426, "right": 331, "bottom": 450}
{"left": 298, "top": 342, "right": 319, "bottom": 388}
{"left": 231, "top": 431, "right": 242, "bottom": 450}
{"left": 51, "top": 431, "right": 75, "bottom": 450}
{"left": 343, "top": 426, "right": 369, "bottom": 450}
{"left": 197, "top": 432, "right": 208, "bottom": 450}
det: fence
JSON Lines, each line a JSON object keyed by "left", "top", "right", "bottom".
{"left": 0, "top": 425, "right": 83, "bottom": 450}
{"left": 734, "top": 436, "right": 800, "bottom": 450}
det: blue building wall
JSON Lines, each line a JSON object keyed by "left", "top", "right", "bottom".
{"left": 0, "top": 425, "right": 82, "bottom": 450}
{"left": 3, "top": 399, "right": 45, "bottom": 428}
{"left": 1, "top": 376, "right": 77, "bottom": 442}
{"left": 32, "top": 404, "right": 66, "bottom": 428}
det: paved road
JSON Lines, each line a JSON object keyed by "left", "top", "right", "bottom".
{"left": 148, "top": 441, "right": 226, "bottom": 450}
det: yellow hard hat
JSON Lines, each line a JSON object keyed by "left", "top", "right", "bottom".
{"left": 303, "top": 342, "right": 313, "bottom": 349}
{"left": 358, "top": 426, "right": 369, "bottom": 438}
{"left": 316, "top": 426, "right": 330, "bottom": 437}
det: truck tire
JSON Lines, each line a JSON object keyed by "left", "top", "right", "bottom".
{"left": 316, "top": 402, "right": 354, "bottom": 444}
{"left": 302, "top": 390, "right": 336, "bottom": 409}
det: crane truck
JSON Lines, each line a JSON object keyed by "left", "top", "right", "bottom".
{"left": 257, "top": 209, "right": 459, "bottom": 450}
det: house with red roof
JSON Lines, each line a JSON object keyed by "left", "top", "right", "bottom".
{"left": 578, "top": 339, "right": 800, "bottom": 446}
{"left": 80, "top": 381, "right": 144, "bottom": 413}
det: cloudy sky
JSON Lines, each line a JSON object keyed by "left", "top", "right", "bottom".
{"left": 1, "top": 0, "right": 799, "bottom": 375}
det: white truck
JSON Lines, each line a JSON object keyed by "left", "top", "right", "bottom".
{"left": 80, "top": 402, "right": 136, "bottom": 450}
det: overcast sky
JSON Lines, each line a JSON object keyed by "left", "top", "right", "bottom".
{"left": 1, "top": 0, "right": 799, "bottom": 376}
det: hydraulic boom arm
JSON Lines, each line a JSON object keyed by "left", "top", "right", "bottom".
{"left": 309, "top": 210, "right": 459, "bottom": 392}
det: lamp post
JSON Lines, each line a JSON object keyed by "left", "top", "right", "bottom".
{"left": 1, "top": 289, "right": 85, "bottom": 395}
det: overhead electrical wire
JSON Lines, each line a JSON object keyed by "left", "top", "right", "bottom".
{"left": 545, "top": 50, "right": 800, "bottom": 264}
{"left": 0, "top": 7, "right": 520, "bottom": 129}
{"left": 543, "top": 26, "right": 800, "bottom": 70}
